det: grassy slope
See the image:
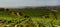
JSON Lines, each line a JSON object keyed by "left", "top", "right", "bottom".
{"left": 0, "top": 9, "right": 60, "bottom": 27}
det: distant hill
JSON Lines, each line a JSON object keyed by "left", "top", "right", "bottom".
{"left": 0, "top": 6, "right": 60, "bottom": 10}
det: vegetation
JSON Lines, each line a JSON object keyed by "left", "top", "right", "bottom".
{"left": 0, "top": 7, "right": 60, "bottom": 27}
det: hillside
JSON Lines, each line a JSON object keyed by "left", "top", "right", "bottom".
{"left": 0, "top": 6, "right": 60, "bottom": 27}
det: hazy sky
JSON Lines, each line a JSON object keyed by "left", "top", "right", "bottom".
{"left": 0, "top": 0, "right": 59, "bottom": 7}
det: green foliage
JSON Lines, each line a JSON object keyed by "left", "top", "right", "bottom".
{"left": 0, "top": 9, "right": 60, "bottom": 27}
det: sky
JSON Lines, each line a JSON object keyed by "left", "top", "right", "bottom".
{"left": 0, "top": 0, "right": 59, "bottom": 8}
